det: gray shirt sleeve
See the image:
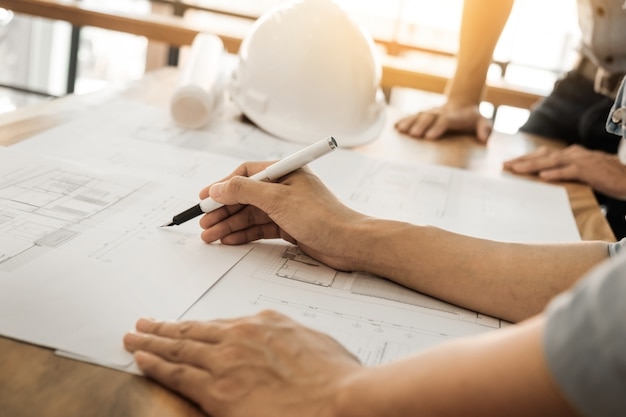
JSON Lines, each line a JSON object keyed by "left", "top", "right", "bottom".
{"left": 544, "top": 253, "right": 626, "bottom": 417}
{"left": 608, "top": 237, "right": 626, "bottom": 257}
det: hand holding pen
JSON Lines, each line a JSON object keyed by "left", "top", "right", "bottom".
{"left": 162, "top": 136, "right": 338, "bottom": 227}
{"left": 197, "top": 150, "right": 369, "bottom": 273}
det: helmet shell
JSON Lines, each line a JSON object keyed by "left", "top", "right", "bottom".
{"left": 230, "top": 0, "right": 386, "bottom": 146}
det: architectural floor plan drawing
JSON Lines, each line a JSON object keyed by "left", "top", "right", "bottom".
{"left": 183, "top": 242, "right": 509, "bottom": 366}
{"left": 0, "top": 148, "right": 251, "bottom": 367}
{"left": 0, "top": 162, "right": 144, "bottom": 270}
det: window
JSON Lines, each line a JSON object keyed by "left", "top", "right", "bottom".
{"left": 0, "top": 0, "right": 579, "bottom": 132}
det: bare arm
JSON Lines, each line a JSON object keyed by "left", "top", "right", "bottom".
{"left": 395, "top": 0, "right": 514, "bottom": 141}
{"left": 448, "top": 0, "right": 515, "bottom": 104}
{"left": 348, "top": 219, "right": 607, "bottom": 323}
{"left": 337, "top": 316, "right": 576, "bottom": 417}
{"left": 200, "top": 163, "right": 609, "bottom": 323}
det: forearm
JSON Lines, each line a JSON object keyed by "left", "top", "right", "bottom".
{"left": 335, "top": 317, "right": 577, "bottom": 417}
{"left": 447, "top": 0, "right": 515, "bottom": 103}
{"left": 350, "top": 219, "right": 609, "bottom": 322}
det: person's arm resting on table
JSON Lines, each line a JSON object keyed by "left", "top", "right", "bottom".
{"left": 198, "top": 163, "right": 608, "bottom": 322}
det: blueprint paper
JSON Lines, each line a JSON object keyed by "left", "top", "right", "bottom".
{"left": 183, "top": 242, "right": 511, "bottom": 366}
{"left": 0, "top": 148, "right": 251, "bottom": 366}
{"left": 14, "top": 98, "right": 581, "bottom": 244}
{"left": 12, "top": 98, "right": 304, "bottom": 178}
{"left": 311, "top": 149, "right": 581, "bottom": 243}
{"left": 16, "top": 96, "right": 580, "bottom": 242}
{"left": 2, "top": 97, "right": 582, "bottom": 371}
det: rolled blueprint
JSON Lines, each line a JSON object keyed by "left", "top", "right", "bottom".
{"left": 170, "top": 33, "right": 226, "bottom": 129}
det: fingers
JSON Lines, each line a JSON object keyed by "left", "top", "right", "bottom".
{"left": 197, "top": 176, "right": 284, "bottom": 244}
{"left": 199, "top": 204, "right": 280, "bottom": 244}
{"left": 136, "top": 317, "right": 230, "bottom": 341}
{"left": 504, "top": 147, "right": 564, "bottom": 174}
{"left": 124, "top": 319, "right": 234, "bottom": 379}
{"left": 133, "top": 351, "right": 214, "bottom": 409}
{"left": 503, "top": 146, "right": 551, "bottom": 166}
{"left": 537, "top": 164, "right": 580, "bottom": 181}
{"left": 393, "top": 114, "right": 416, "bottom": 134}
{"left": 503, "top": 146, "right": 586, "bottom": 183}
{"left": 199, "top": 203, "right": 268, "bottom": 231}
{"left": 475, "top": 117, "right": 493, "bottom": 143}
{"left": 209, "top": 175, "right": 282, "bottom": 209}
{"left": 199, "top": 161, "right": 275, "bottom": 199}
{"left": 423, "top": 116, "right": 449, "bottom": 141}
{"left": 395, "top": 106, "right": 491, "bottom": 142}
{"left": 124, "top": 331, "right": 213, "bottom": 368}
{"left": 202, "top": 222, "right": 282, "bottom": 245}
{"left": 395, "top": 112, "right": 438, "bottom": 139}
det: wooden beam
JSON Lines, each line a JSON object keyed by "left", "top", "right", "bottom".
{"left": 0, "top": 0, "right": 242, "bottom": 51}
{"left": 0, "top": 0, "right": 543, "bottom": 109}
{"left": 381, "top": 58, "right": 543, "bottom": 110}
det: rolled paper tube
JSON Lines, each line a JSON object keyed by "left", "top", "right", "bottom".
{"left": 170, "top": 33, "right": 226, "bottom": 129}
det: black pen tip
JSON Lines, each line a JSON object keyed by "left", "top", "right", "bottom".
{"left": 160, "top": 221, "right": 175, "bottom": 228}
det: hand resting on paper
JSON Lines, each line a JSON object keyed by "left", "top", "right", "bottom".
{"left": 123, "top": 311, "right": 362, "bottom": 417}
{"left": 503, "top": 144, "right": 626, "bottom": 199}
{"left": 123, "top": 312, "right": 581, "bottom": 417}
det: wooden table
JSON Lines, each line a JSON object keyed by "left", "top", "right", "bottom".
{"left": 0, "top": 67, "right": 615, "bottom": 417}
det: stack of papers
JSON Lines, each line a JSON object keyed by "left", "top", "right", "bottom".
{"left": 0, "top": 98, "right": 580, "bottom": 371}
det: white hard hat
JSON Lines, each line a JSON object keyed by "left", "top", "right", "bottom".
{"left": 230, "top": 0, "right": 386, "bottom": 147}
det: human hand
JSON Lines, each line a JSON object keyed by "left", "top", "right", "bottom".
{"left": 394, "top": 102, "right": 492, "bottom": 142}
{"left": 123, "top": 311, "right": 363, "bottom": 417}
{"left": 198, "top": 162, "right": 370, "bottom": 271}
{"left": 503, "top": 145, "right": 626, "bottom": 199}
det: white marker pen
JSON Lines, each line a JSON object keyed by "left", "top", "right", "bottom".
{"left": 161, "top": 136, "right": 338, "bottom": 227}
